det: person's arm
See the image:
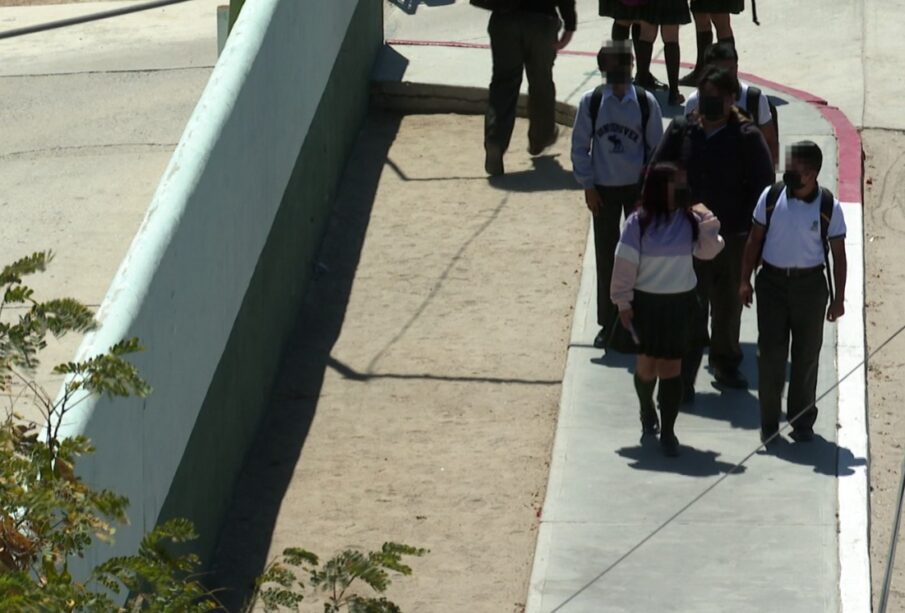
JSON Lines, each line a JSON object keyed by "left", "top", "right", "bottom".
{"left": 739, "top": 224, "right": 766, "bottom": 307}
{"left": 740, "top": 186, "right": 771, "bottom": 306}
{"left": 571, "top": 94, "right": 601, "bottom": 214}
{"left": 691, "top": 204, "right": 725, "bottom": 260}
{"left": 755, "top": 91, "right": 779, "bottom": 167}
{"left": 645, "top": 92, "right": 665, "bottom": 161}
{"left": 554, "top": 0, "right": 577, "bottom": 48}
{"left": 611, "top": 216, "right": 641, "bottom": 326}
{"left": 827, "top": 239, "right": 847, "bottom": 321}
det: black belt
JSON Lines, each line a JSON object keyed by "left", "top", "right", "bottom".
{"left": 761, "top": 262, "right": 824, "bottom": 278}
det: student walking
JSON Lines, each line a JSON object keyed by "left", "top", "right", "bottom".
{"left": 479, "top": 0, "right": 578, "bottom": 176}
{"left": 571, "top": 41, "right": 664, "bottom": 350}
{"left": 611, "top": 162, "right": 724, "bottom": 455}
{"left": 651, "top": 66, "right": 774, "bottom": 399}
{"left": 680, "top": 0, "right": 743, "bottom": 85}
{"left": 739, "top": 141, "right": 847, "bottom": 444}
{"left": 684, "top": 42, "right": 779, "bottom": 165}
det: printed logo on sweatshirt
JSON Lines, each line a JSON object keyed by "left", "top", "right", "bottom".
{"left": 596, "top": 122, "right": 640, "bottom": 153}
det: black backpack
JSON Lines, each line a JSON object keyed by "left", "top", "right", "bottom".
{"left": 469, "top": 0, "right": 520, "bottom": 10}
{"left": 589, "top": 84, "right": 652, "bottom": 162}
{"left": 745, "top": 85, "right": 778, "bottom": 139}
{"left": 762, "top": 181, "right": 837, "bottom": 301}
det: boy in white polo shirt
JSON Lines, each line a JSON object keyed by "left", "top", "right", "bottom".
{"left": 739, "top": 141, "right": 847, "bottom": 445}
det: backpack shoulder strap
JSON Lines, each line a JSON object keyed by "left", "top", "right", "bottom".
{"left": 763, "top": 181, "right": 785, "bottom": 230}
{"left": 746, "top": 85, "right": 761, "bottom": 124}
{"left": 589, "top": 85, "right": 605, "bottom": 133}
{"left": 633, "top": 85, "right": 651, "bottom": 161}
{"left": 819, "top": 187, "right": 836, "bottom": 302}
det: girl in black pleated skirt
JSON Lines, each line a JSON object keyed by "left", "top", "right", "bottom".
{"left": 681, "top": 0, "right": 744, "bottom": 85}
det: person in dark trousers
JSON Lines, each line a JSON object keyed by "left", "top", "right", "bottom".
{"left": 651, "top": 66, "right": 774, "bottom": 398}
{"left": 679, "top": 0, "right": 743, "bottom": 86}
{"left": 739, "top": 141, "right": 847, "bottom": 444}
{"left": 684, "top": 42, "right": 779, "bottom": 165}
{"left": 571, "top": 41, "right": 664, "bottom": 349}
{"left": 483, "top": 0, "right": 577, "bottom": 176}
{"left": 611, "top": 162, "right": 724, "bottom": 455}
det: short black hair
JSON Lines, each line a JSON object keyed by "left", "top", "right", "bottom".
{"left": 790, "top": 140, "right": 823, "bottom": 173}
{"left": 704, "top": 41, "right": 739, "bottom": 65}
{"left": 697, "top": 65, "right": 739, "bottom": 97}
{"left": 597, "top": 40, "right": 633, "bottom": 72}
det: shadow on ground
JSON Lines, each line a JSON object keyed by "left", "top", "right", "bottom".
{"left": 205, "top": 112, "right": 403, "bottom": 611}
{"left": 387, "top": 0, "right": 455, "bottom": 16}
{"left": 616, "top": 437, "right": 748, "bottom": 477}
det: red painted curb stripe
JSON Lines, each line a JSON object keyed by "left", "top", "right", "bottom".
{"left": 386, "top": 38, "right": 863, "bottom": 203}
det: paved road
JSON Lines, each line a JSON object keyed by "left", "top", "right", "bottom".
{"left": 0, "top": 0, "right": 219, "bottom": 415}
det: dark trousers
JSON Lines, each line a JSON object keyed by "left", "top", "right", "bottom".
{"left": 593, "top": 184, "right": 639, "bottom": 330}
{"left": 756, "top": 267, "right": 828, "bottom": 432}
{"left": 484, "top": 10, "right": 559, "bottom": 154}
{"left": 683, "top": 233, "right": 746, "bottom": 384}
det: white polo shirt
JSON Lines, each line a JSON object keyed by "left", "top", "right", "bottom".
{"left": 685, "top": 80, "right": 772, "bottom": 126}
{"left": 752, "top": 184, "right": 846, "bottom": 268}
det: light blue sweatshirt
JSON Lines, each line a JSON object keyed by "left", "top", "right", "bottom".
{"left": 571, "top": 85, "right": 664, "bottom": 189}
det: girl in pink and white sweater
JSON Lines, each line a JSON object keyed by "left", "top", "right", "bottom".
{"left": 611, "top": 162, "right": 724, "bottom": 456}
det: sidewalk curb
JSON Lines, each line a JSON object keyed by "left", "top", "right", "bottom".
{"left": 377, "top": 39, "right": 870, "bottom": 612}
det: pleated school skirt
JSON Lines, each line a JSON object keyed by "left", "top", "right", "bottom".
{"left": 599, "top": 0, "right": 648, "bottom": 20}
{"left": 632, "top": 289, "right": 701, "bottom": 359}
{"left": 689, "top": 0, "right": 744, "bottom": 14}
{"left": 642, "top": 0, "right": 692, "bottom": 25}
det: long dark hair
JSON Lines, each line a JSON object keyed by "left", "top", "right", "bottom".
{"left": 638, "top": 162, "right": 699, "bottom": 241}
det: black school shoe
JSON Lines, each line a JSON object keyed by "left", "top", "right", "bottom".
{"left": 634, "top": 72, "right": 668, "bottom": 91}
{"left": 485, "top": 144, "right": 504, "bottom": 176}
{"left": 789, "top": 428, "right": 815, "bottom": 443}
{"left": 641, "top": 411, "right": 660, "bottom": 436}
{"left": 528, "top": 126, "right": 560, "bottom": 156}
{"left": 593, "top": 328, "right": 608, "bottom": 349}
{"left": 660, "top": 433, "right": 680, "bottom": 457}
{"left": 714, "top": 367, "right": 748, "bottom": 389}
{"left": 760, "top": 426, "right": 781, "bottom": 447}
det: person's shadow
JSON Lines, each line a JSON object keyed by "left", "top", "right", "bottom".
{"left": 387, "top": 0, "right": 455, "bottom": 15}
{"left": 488, "top": 154, "right": 581, "bottom": 192}
{"left": 764, "top": 433, "right": 866, "bottom": 477}
{"left": 616, "top": 437, "right": 748, "bottom": 477}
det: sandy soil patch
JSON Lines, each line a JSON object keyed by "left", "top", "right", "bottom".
{"left": 863, "top": 129, "right": 905, "bottom": 611}
{"left": 209, "top": 112, "right": 587, "bottom": 612}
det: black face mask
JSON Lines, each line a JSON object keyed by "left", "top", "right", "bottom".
{"left": 673, "top": 186, "right": 692, "bottom": 208}
{"left": 700, "top": 95, "right": 725, "bottom": 121}
{"left": 783, "top": 170, "right": 803, "bottom": 191}
{"left": 605, "top": 69, "right": 631, "bottom": 85}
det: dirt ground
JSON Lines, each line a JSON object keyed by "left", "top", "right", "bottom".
{"left": 863, "top": 128, "right": 905, "bottom": 611}
{"left": 209, "top": 112, "right": 586, "bottom": 612}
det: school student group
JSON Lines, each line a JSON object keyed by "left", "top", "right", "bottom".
{"left": 475, "top": 1, "right": 849, "bottom": 458}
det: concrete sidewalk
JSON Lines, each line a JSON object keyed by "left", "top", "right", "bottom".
{"left": 373, "top": 43, "right": 862, "bottom": 612}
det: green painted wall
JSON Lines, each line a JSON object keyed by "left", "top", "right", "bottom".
{"left": 154, "top": 0, "right": 383, "bottom": 564}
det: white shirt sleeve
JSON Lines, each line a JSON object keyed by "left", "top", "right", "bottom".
{"left": 827, "top": 198, "right": 847, "bottom": 240}
{"left": 752, "top": 185, "right": 771, "bottom": 226}
{"left": 683, "top": 90, "right": 699, "bottom": 117}
{"left": 756, "top": 90, "right": 772, "bottom": 126}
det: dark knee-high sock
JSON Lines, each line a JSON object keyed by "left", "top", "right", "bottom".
{"left": 694, "top": 30, "right": 713, "bottom": 70}
{"left": 657, "top": 376, "right": 683, "bottom": 437}
{"left": 634, "top": 373, "right": 657, "bottom": 417}
{"left": 635, "top": 39, "right": 654, "bottom": 79}
{"left": 664, "top": 42, "right": 680, "bottom": 92}
{"left": 612, "top": 22, "right": 630, "bottom": 41}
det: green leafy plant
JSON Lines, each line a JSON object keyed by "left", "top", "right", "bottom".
{"left": 253, "top": 542, "right": 428, "bottom": 612}
{"left": 0, "top": 252, "right": 426, "bottom": 611}
{"left": 0, "top": 252, "right": 216, "bottom": 611}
